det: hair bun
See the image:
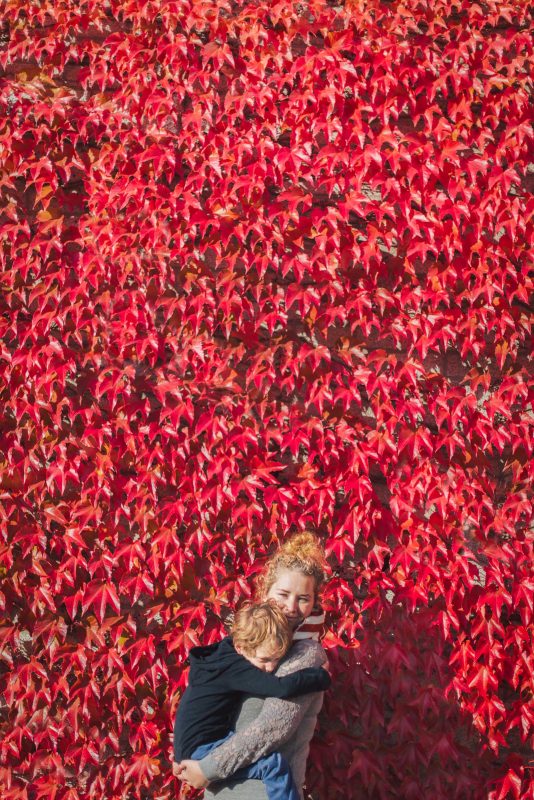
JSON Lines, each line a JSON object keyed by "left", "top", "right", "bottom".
{"left": 280, "top": 532, "right": 325, "bottom": 565}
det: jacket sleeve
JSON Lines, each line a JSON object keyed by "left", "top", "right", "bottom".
{"left": 224, "top": 656, "right": 330, "bottom": 697}
{"left": 199, "top": 640, "right": 327, "bottom": 782}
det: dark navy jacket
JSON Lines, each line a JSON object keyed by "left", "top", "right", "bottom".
{"left": 173, "top": 636, "right": 330, "bottom": 760}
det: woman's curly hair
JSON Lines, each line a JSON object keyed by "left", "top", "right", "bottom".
{"left": 255, "top": 531, "right": 328, "bottom": 601}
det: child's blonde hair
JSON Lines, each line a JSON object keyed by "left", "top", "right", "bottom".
{"left": 231, "top": 600, "right": 291, "bottom": 660}
{"left": 256, "top": 531, "right": 328, "bottom": 601}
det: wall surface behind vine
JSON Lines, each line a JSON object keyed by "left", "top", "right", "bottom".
{"left": 0, "top": 1, "right": 532, "bottom": 798}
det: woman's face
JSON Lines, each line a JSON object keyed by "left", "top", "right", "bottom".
{"left": 265, "top": 568, "right": 315, "bottom": 630}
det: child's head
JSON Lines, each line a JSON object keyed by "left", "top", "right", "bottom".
{"left": 231, "top": 600, "right": 292, "bottom": 672}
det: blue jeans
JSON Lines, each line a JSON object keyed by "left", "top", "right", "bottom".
{"left": 192, "top": 734, "right": 300, "bottom": 800}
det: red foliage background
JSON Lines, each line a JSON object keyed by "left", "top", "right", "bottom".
{"left": 0, "top": 0, "right": 532, "bottom": 798}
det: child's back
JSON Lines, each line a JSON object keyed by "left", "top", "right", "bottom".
{"left": 175, "top": 636, "right": 270, "bottom": 761}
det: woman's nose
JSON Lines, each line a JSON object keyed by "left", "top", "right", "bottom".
{"left": 285, "top": 596, "right": 298, "bottom": 612}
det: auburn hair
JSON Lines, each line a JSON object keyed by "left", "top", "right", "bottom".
{"left": 255, "top": 532, "right": 328, "bottom": 601}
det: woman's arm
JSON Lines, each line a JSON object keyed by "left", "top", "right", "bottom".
{"left": 197, "top": 640, "right": 327, "bottom": 783}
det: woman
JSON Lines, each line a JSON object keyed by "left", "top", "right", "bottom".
{"left": 174, "top": 532, "right": 328, "bottom": 799}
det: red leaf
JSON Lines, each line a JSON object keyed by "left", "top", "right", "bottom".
{"left": 82, "top": 581, "right": 121, "bottom": 623}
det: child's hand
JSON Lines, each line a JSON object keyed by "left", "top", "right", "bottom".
{"left": 178, "top": 759, "right": 209, "bottom": 789}
{"left": 173, "top": 762, "right": 185, "bottom": 778}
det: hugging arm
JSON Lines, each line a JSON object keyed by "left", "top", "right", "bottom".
{"left": 198, "top": 641, "right": 327, "bottom": 783}
{"left": 224, "top": 659, "right": 330, "bottom": 698}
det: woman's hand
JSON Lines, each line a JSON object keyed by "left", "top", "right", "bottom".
{"left": 176, "top": 759, "right": 209, "bottom": 789}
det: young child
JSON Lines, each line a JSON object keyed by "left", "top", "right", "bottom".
{"left": 173, "top": 600, "right": 331, "bottom": 800}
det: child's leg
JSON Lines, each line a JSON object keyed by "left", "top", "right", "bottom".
{"left": 190, "top": 734, "right": 233, "bottom": 761}
{"left": 230, "top": 752, "right": 300, "bottom": 800}
{"left": 190, "top": 738, "right": 300, "bottom": 800}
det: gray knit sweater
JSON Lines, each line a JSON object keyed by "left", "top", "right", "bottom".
{"left": 200, "top": 638, "right": 326, "bottom": 800}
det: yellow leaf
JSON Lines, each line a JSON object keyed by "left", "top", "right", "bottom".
{"left": 35, "top": 184, "right": 54, "bottom": 207}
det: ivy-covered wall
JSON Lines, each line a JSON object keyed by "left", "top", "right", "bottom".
{"left": 0, "top": 1, "right": 531, "bottom": 798}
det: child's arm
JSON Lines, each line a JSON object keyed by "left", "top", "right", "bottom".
{"left": 224, "top": 656, "right": 330, "bottom": 698}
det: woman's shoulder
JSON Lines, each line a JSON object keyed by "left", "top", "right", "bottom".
{"left": 278, "top": 638, "right": 327, "bottom": 673}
